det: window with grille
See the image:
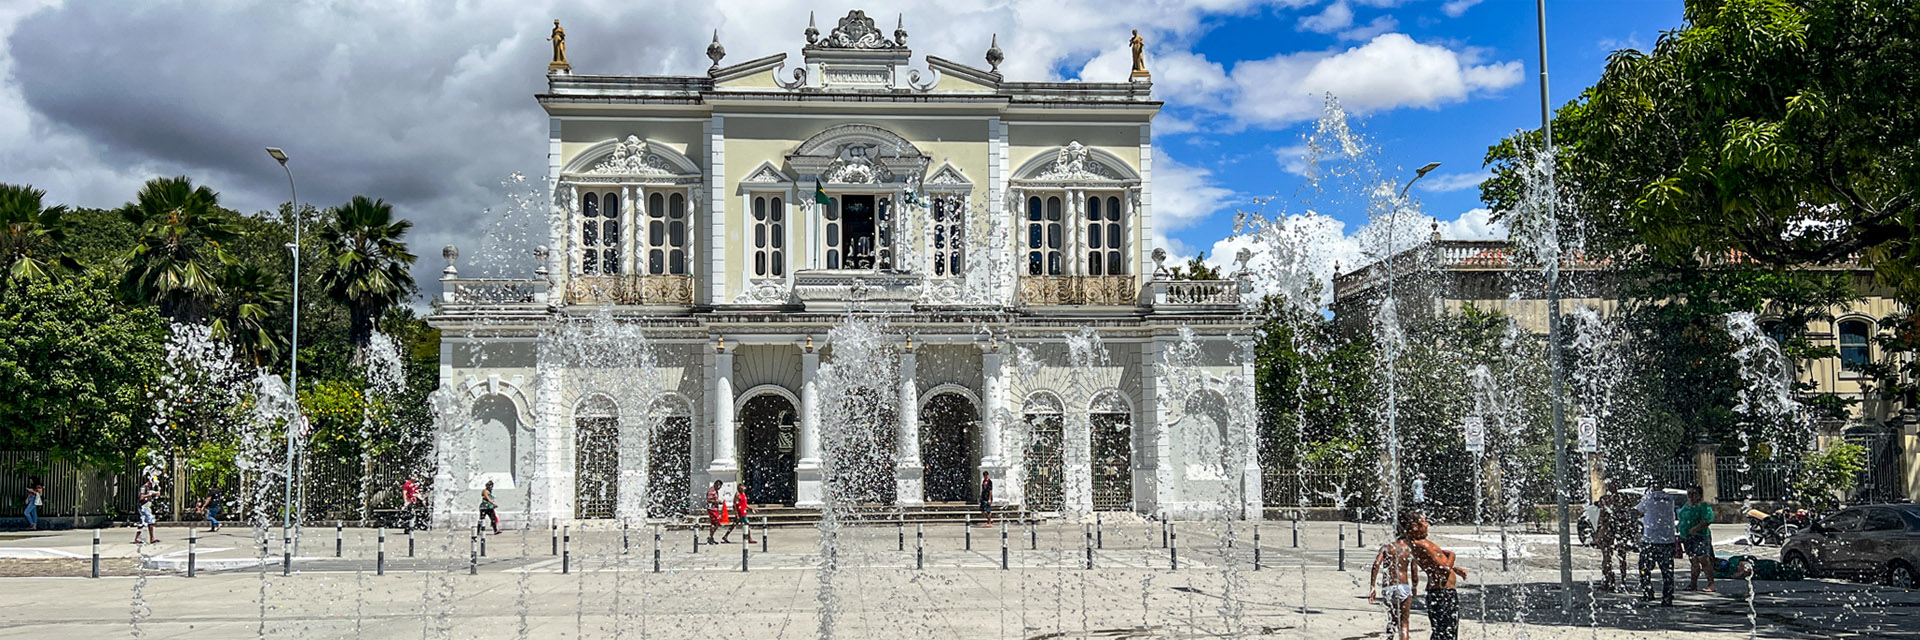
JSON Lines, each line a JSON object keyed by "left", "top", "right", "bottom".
{"left": 751, "top": 194, "right": 786, "bottom": 277}
{"left": 580, "top": 191, "right": 620, "bottom": 275}
{"left": 1086, "top": 195, "right": 1124, "bottom": 276}
{"left": 931, "top": 195, "right": 967, "bottom": 276}
{"left": 1839, "top": 319, "right": 1871, "bottom": 370}
{"left": 1026, "top": 195, "right": 1063, "bottom": 275}
{"left": 643, "top": 191, "right": 689, "bottom": 275}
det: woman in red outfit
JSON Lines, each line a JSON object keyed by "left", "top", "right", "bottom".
{"left": 726, "top": 485, "right": 755, "bottom": 544}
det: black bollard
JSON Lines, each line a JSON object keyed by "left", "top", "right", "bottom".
{"left": 1000, "top": 522, "right": 1009, "bottom": 570}
{"left": 1500, "top": 525, "right": 1509, "bottom": 572}
{"left": 187, "top": 530, "right": 197, "bottom": 578}
{"left": 1096, "top": 513, "right": 1104, "bottom": 549}
{"left": 1253, "top": 524, "right": 1262, "bottom": 571}
{"left": 1030, "top": 521, "right": 1037, "bottom": 550}
{"left": 479, "top": 523, "right": 487, "bottom": 558}
{"left": 282, "top": 533, "right": 292, "bottom": 576}
{"left": 551, "top": 521, "right": 558, "bottom": 556}
{"left": 653, "top": 526, "right": 662, "bottom": 573}
{"left": 965, "top": 514, "right": 972, "bottom": 550}
{"left": 1162, "top": 520, "right": 1169, "bottom": 548}
{"left": 1292, "top": 514, "right": 1299, "bottom": 548}
{"left": 408, "top": 529, "right": 415, "bottom": 558}
{"left": 899, "top": 520, "right": 905, "bottom": 551}
{"left": 468, "top": 532, "right": 478, "bottom": 575}
{"left": 1085, "top": 523, "right": 1094, "bottom": 570}
{"left": 1338, "top": 524, "right": 1347, "bottom": 571}
{"left": 915, "top": 524, "right": 924, "bottom": 570}
{"left": 376, "top": 528, "right": 386, "bottom": 576}
{"left": 741, "top": 526, "right": 750, "bottom": 573}
{"left": 692, "top": 527, "right": 699, "bottom": 554}
{"left": 761, "top": 516, "right": 768, "bottom": 553}
{"left": 562, "top": 526, "right": 570, "bottom": 575}
{"left": 1357, "top": 525, "right": 1364, "bottom": 548}
{"left": 90, "top": 530, "right": 100, "bottom": 579}
{"left": 1169, "top": 522, "right": 1178, "bottom": 570}
{"left": 622, "top": 519, "right": 630, "bottom": 555}
{"left": 335, "top": 521, "right": 343, "bottom": 558}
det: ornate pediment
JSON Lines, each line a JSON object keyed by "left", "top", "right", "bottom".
{"left": 584, "top": 136, "right": 679, "bottom": 177}
{"left": 809, "top": 10, "right": 906, "bottom": 51}
{"left": 821, "top": 143, "right": 893, "bottom": 184}
{"left": 1034, "top": 141, "right": 1122, "bottom": 181}
{"left": 924, "top": 163, "right": 972, "bottom": 187}
{"left": 741, "top": 161, "right": 791, "bottom": 184}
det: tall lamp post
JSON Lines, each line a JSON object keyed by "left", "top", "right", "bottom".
{"left": 1384, "top": 161, "right": 1442, "bottom": 525}
{"left": 266, "top": 147, "right": 302, "bottom": 573}
{"left": 1533, "top": 1, "right": 1577, "bottom": 610}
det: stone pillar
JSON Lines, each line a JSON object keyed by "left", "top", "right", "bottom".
{"left": 1065, "top": 411, "right": 1093, "bottom": 517}
{"left": 896, "top": 339, "right": 924, "bottom": 505}
{"left": 621, "top": 185, "right": 637, "bottom": 275}
{"left": 795, "top": 338, "right": 824, "bottom": 507}
{"left": 980, "top": 343, "right": 1009, "bottom": 496}
{"left": 706, "top": 339, "right": 738, "bottom": 483}
{"left": 1236, "top": 338, "right": 1261, "bottom": 521}
{"left": 1137, "top": 337, "right": 1168, "bottom": 516}
{"left": 1694, "top": 442, "right": 1719, "bottom": 504}
{"left": 1897, "top": 409, "right": 1918, "bottom": 503}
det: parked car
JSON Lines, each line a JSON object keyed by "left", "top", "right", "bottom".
{"left": 1780, "top": 503, "right": 1920, "bottom": 588}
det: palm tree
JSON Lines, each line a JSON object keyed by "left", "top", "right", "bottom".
{"left": 318, "top": 195, "right": 416, "bottom": 365}
{"left": 120, "top": 176, "right": 238, "bottom": 323}
{"left": 211, "top": 264, "right": 287, "bottom": 368}
{"left": 0, "top": 183, "right": 81, "bottom": 291}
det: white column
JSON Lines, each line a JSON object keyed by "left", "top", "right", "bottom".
{"left": 795, "top": 340, "right": 824, "bottom": 507}
{"left": 1138, "top": 337, "right": 1169, "bottom": 517}
{"left": 1237, "top": 337, "right": 1261, "bottom": 520}
{"left": 705, "top": 116, "right": 727, "bottom": 305}
{"left": 706, "top": 339, "right": 738, "bottom": 481}
{"left": 621, "top": 185, "right": 637, "bottom": 275}
{"left": 896, "top": 341, "right": 924, "bottom": 505}
{"left": 981, "top": 343, "right": 1008, "bottom": 488}
{"left": 1136, "top": 124, "right": 1155, "bottom": 279}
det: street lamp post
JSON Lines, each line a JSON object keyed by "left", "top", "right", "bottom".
{"left": 1385, "top": 161, "right": 1442, "bottom": 526}
{"left": 266, "top": 147, "right": 302, "bottom": 568}
{"left": 1533, "top": 1, "right": 1577, "bottom": 610}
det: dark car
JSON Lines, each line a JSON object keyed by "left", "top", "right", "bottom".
{"left": 1780, "top": 503, "right": 1920, "bottom": 588}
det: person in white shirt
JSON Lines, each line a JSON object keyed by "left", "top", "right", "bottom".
{"left": 1411, "top": 474, "right": 1427, "bottom": 506}
{"left": 1635, "top": 478, "right": 1683, "bottom": 605}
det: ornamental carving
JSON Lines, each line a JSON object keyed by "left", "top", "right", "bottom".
{"left": 1035, "top": 141, "right": 1121, "bottom": 181}
{"left": 1019, "top": 275, "right": 1137, "bottom": 305}
{"left": 821, "top": 143, "right": 893, "bottom": 184}
{"left": 585, "top": 136, "right": 676, "bottom": 177}
{"left": 735, "top": 280, "right": 793, "bottom": 304}
{"left": 813, "top": 10, "right": 905, "bottom": 50}
{"left": 566, "top": 275, "right": 694, "bottom": 305}
{"left": 925, "top": 164, "right": 971, "bottom": 186}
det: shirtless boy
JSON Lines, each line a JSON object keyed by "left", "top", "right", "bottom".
{"left": 1406, "top": 511, "right": 1468, "bottom": 640}
{"left": 1369, "top": 517, "right": 1422, "bottom": 640}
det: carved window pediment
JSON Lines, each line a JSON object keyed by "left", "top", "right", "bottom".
{"left": 563, "top": 136, "right": 702, "bottom": 184}
{"left": 1011, "top": 141, "right": 1140, "bottom": 187}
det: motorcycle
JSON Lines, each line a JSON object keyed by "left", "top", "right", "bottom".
{"left": 1746, "top": 507, "right": 1811, "bottom": 546}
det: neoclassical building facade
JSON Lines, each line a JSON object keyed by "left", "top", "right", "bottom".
{"left": 428, "top": 12, "right": 1258, "bottom": 526}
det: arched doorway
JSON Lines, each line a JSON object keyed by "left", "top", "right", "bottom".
{"left": 1023, "top": 392, "right": 1066, "bottom": 512}
{"left": 574, "top": 395, "right": 619, "bottom": 519}
{"left": 740, "top": 393, "right": 798, "bottom": 505}
{"left": 921, "top": 392, "right": 979, "bottom": 503}
{"left": 1089, "top": 390, "right": 1134, "bottom": 512}
{"left": 646, "top": 396, "right": 693, "bottom": 518}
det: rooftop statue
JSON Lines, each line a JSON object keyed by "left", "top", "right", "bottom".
{"left": 1130, "top": 30, "right": 1149, "bottom": 79}
{"left": 548, "top": 20, "right": 570, "bottom": 72}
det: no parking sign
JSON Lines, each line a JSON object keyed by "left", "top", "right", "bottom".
{"left": 1463, "top": 416, "right": 1485, "bottom": 453}
{"left": 1577, "top": 415, "right": 1598, "bottom": 453}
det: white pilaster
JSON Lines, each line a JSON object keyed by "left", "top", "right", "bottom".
{"left": 548, "top": 118, "right": 567, "bottom": 288}
{"left": 896, "top": 343, "right": 924, "bottom": 505}
{"left": 989, "top": 118, "right": 1012, "bottom": 303}
{"left": 1066, "top": 411, "right": 1093, "bottom": 517}
{"left": 706, "top": 116, "right": 727, "bottom": 305}
{"left": 706, "top": 339, "right": 738, "bottom": 482}
{"left": 980, "top": 343, "right": 1009, "bottom": 495}
{"left": 620, "top": 185, "right": 636, "bottom": 275}
{"left": 795, "top": 341, "right": 824, "bottom": 507}
{"left": 1237, "top": 337, "right": 1262, "bottom": 520}
{"left": 1136, "top": 124, "right": 1155, "bottom": 279}
{"left": 1138, "top": 337, "right": 1169, "bottom": 516}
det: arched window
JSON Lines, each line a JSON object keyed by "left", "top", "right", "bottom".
{"left": 1026, "top": 195, "right": 1063, "bottom": 275}
{"left": 751, "top": 195, "right": 785, "bottom": 278}
{"left": 580, "top": 191, "right": 620, "bottom": 275}
{"left": 931, "top": 195, "right": 967, "bottom": 277}
{"left": 1086, "top": 195, "right": 1124, "bottom": 276}
{"left": 1839, "top": 319, "right": 1871, "bottom": 370}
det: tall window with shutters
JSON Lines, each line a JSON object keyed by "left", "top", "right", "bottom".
{"left": 580, "top": 191, "right": 620, "bottom": 275}
{"left": 1086, "top": 194, "right": 1124, "bottom": 276}
{"left": 931, "top": 195, "right": 967, "bottom": 277}
{"left": 642, "top": 191, "right": 689, "bottom": 275}
{"left": 750, "top": 194, "right": 786, "bottom": 278}
{"left": 1026, "top": 195, "right": 1064, "bottom": 275}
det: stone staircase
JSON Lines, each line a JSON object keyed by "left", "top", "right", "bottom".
{"left": 670, "top": 502, "right": 1037, "bottom": 529}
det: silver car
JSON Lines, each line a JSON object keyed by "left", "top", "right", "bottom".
{"left": 1780, "top": 503, "right": 1920, "bottom": 588}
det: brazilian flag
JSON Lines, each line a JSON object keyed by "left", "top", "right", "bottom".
{"left": 814, "top": 179, "right": 830, "bottom": 205}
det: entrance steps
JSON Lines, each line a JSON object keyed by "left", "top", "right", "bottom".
{"left": 672, "top": 502, "right": 1037, "bottom": 528}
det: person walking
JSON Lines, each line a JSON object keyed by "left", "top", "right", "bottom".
{"left": 1636, "top": 478, "right": 1683, "bottom": 605}
{"left": 705, "top": 480, "right": 725, "bottom": 545}
{"left": 133, "top": 478, "right": 160, "bottom": 544}
{"left": 22, "top": 477, "right": 42, "bottom": 530}
{"left": 1406, "top": 511, "right": 1467, "bottom": 640}
{"left": 478, "top": 481, "right": 500, "bottom": 534}
{"left": 725, "top": 484, "right": 755, "bottom": 545}
{"left": 1594, "top": 481, "right": 1638, "bottom": 592}
{"left": 197, "top": 486, "right": 223, "bottom": 533}
{"left": 401, "top": 475, "right": 423, "bottom": 533}
{"left": 979, "top": 471, "right": 994, "bottom": 526}
{"left": 1368, "top": 517, "right": 1420, "bottom": 640}
{"left": 1679, "top": 485, "right": 1716, "bottom": 592}
{"left": 1410, "top": 473, "right": 1427, "bottom": 507}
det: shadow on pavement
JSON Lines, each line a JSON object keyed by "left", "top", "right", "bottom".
{"left": 1447, "top": 578, "right": 1920, "bottom": 639}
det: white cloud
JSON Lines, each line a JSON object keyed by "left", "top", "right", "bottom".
{"left": 1441, "top": 0, "right": 1483, "bottom": 18}
{"left": 1440, "top": 207, "right": 1507, "bottom": 240}
{"left": 1202, "top": 206, "right": 1507, "bottom": 308}
{"left": 1298, "top": 1, "right": 1354, "bottom": 34}
{"left": 1229, "top": 33, "right": 1525, "bottom": 125}
{"left": 1151, "top": 147, "right": 1237, "bottom": 237}
{"left": 1339, "top": 15, "right": 1398, "bottom": 41}
{"left": 1415, "top": 170, "right": 1491, "bottom": 194}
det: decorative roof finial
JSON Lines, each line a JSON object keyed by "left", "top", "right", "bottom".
{"left": 805, "top": 11, "right": 819, "bottom": 44}
{"left": 894, "top": 14, "right": 907, "bottom": 46}
{"left": 706, "top": 30, "right": 726, "bottom": 75}
{"left": 985, "top": 34, "right": 1004, "bottom": 73}
{"left": 547, "top": 20, "right": 570, "bottom": 73}
{"left": 1430, "top": 219, "right": 1441, "bottom": 242}
{"left": 442, "top": 245, "right": 459, "bottom": 278}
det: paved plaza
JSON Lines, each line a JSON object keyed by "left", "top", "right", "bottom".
{"left": 0, "top": 521, "right": 1913, "bottom": 639}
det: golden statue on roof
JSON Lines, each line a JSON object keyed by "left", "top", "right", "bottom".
{"left": 548, "top": 20, "right": 571, "bottom": 72}
{"left": 1130, "top": 29, "right": 1149, "bottom": 79}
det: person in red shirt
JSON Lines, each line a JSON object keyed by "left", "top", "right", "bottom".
{"left": 401, "top": 476, "right": 423, "bottom": 533}
{"left": 705, "top": 480, "right": 725, "bottom": 545}
{"left": 725, "top": 484, "right": 755, "bottom": 544}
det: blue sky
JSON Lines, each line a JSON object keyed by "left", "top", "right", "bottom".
{"left": 0, "top": 0, "right": 1688, "bottom": 295}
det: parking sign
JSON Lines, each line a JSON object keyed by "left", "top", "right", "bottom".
{"left": 1577, "top": 415, "right": 1598, "bottom": 453}
{"left": 1463, "top": 416, "right": 1485, "bottom": 453}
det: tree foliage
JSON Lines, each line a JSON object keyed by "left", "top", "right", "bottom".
{"left": 317, "top": 196, "right": 417, "bottom": 365}
{"left": 0, "top": 183, "right": 82, "bottom": 290}
{"left": 0, "top": 275, "right": 168, "bottom": 465}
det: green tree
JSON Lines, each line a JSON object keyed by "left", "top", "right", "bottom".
{"left": 0, "top": 275, "right": 169, "bottom": 466}
{"left": 0, "top": 183, "right": 82, "bottom": 290}
{"left": 1169, "top": 252, "right": 1223, "bottom": 280}
{"left": 1485, "top": 0, "right": 1920, "bottom": 302}
{"left": 1794, "top": 441, "right": 1866, "bottom": 511}
{"left": 317, "top": 196, "right": 417, "bottom": 365}
{"left": 120, "top": 176, "right": 239, "bottom": 323}
{"left": 210, "top": 264, "right": 287, "bottom": 368}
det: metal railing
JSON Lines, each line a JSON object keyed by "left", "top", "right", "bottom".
{"left": 1713, "top": 457, "right": 1799, "bottom": 502}
{"left": 440, "top": 278, "right": 548, "bottom": 306}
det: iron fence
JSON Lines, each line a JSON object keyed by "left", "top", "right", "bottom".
{"left": 1713, "top": 457, "right": 1798, "bottom": 502}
